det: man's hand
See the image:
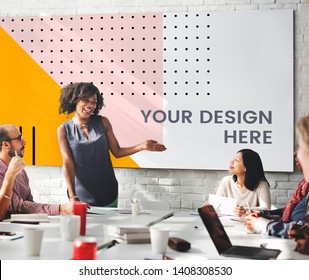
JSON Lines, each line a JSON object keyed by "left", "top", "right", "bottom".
{"left": 60, "top": 202, "right": 74, "bottom": 214}
{"left": 6, "top": 155, "right": 25, "bottom": 178}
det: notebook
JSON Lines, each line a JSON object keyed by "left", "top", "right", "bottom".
{"left": 198, "top": 205, "right": 281, "bottom": 260}
{"left": 10, "top": 213, "right": 50, "bottom": 223}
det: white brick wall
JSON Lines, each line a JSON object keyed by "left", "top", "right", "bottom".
{"left": 2, "top": 0, "right": 308, "bottom": 210}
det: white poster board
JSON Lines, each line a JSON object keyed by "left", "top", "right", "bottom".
{"left": 0, "top": 10, "right": 293, "bottom": 171}
{"left": 132, "top": 10, "right": 294, "bottom": 171}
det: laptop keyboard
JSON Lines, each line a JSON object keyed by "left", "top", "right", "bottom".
{"left": 225, "top": 245, "right": 262, "bottom": 256}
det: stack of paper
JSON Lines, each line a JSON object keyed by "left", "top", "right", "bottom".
{"left": 103, "top": 224, "right": 150, "bottom": 244}
{"left": 10, "top": 214, "right": 50, "bottom": 223}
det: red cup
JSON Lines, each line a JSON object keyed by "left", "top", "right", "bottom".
{"left": 73, "top": 237, "right": 97, "bottom": 260}
{"left": 73, "top": 202, "right": 87, "bottom": 236}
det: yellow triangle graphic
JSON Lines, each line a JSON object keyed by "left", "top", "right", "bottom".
{"left": 0, "top": 27, "right": 139, "bottom": 168}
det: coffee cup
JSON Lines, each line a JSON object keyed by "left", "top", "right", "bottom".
{"left": 24, "top": 228, "right": 44, "bottom": 256}
{"left": 73, "top": 237, "right": 97, "bottom": 260}
{"left": 149, "top": 227, "right": 170, "bottom": 254}
{"left": 73, "top": 202, "right": 87, "bottom": 236}
{"left": 131, "top": 201, "right": 142, "bottom": 215}
{"left": 60, "top": 215, "right": 80, "bottom": 241}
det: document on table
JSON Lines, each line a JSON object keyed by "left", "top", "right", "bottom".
{"left": 87, "top": 207, "right": 118, "bottom": 215}
{"left": 208, "top": 194, "right": 237, "bottom": 216}
{"left": 87, "top": 207, "right": 135, "bottom": 215}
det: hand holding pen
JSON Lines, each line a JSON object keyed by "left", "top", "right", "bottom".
{"left": 233, "top": 205, "right": 246, "bottom": 217}
{"left": 246, "top": 202, "right": 252, "bottom": 213}
{"left": 243, "top": 212, "right": 260, "bottom": 232}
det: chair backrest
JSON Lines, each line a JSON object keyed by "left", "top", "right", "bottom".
{"left": 141, "top": 200, "right": 171, "bottom": 211}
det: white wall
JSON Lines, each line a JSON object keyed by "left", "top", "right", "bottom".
{"left": 1, "top": 0, "right": 308, "bottom": 210}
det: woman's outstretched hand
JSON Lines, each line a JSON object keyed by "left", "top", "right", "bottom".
{"left": 141, "top": 140, "right": 167, "bottom": 152}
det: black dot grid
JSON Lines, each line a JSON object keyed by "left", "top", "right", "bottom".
{"left": 163, "top": 12, "right": 211, "bottom": 96}
{"left": 0, "top": 12, "right": 211, "bottom": 97}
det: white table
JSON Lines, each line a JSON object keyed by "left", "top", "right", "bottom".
{"left": 0, "top": 208, "right": 174, "bottom": 260}
{"left": 97, "top": 211, "right": 309, "bottom": 260}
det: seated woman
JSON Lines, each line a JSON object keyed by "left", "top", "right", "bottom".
{"left": 244, "top": 115, "right": 309, "bottom": 242}
{"left": 255, "top": 152, "right": 308, "bottom": 224}
{"left": 213, "top": 149, "right": 271, "bottom": 217}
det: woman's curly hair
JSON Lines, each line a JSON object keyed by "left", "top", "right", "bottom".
{"left": 297, "top": 115, "right": 309, "bottom": 151}
{"left": 59, "top": 82, "right": 104, "bottom": 115}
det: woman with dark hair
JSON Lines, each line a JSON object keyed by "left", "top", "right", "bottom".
{"left": 215, "top": 149, "right": 271, "bottom": 216}
{"left": 57, "top": 82, "right": 166, "bottom": 207}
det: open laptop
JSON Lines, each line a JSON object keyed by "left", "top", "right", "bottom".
{"left": 198, "top": 205, "right": 281, "bottom": 260}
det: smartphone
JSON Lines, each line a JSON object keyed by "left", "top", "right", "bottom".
{"left": 0, "top": 231, "right": 16, "bottom": 236}
{"left": 11, "top": 221, "right": 40, "bottom": 225}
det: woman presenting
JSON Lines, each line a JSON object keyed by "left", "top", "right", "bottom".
{"left": 57, "top": 82, "right": 166, "bottom": 207}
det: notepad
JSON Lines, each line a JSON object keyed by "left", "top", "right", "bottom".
{"left": 103, "top": 224, "right": 150, "bottom": 235}
{"left": 10, "top": 214, "right": 50, "bottom": 223}
{"left": 208, "top": 194, "right": 237, "bottom": 215}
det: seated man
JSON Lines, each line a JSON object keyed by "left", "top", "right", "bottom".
{"left": 0, "top": 124, "right": 73, "bottom": 221}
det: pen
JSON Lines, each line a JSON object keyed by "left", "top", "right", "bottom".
{"left": 260, "top": 243, "right": 267, "bottom": 248}
{"left": 246, "top": 202, "right": 251, "bottom": 213}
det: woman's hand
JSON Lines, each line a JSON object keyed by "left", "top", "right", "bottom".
{"left": 139, "top": 140, "right": 167, "bottom": 152}
{"left": 243, "top": 212, "right": 260, "bottom": 232}
{"left": 234, "top": 205, "right": 246, "bottom": 217}
{"left": 289, "top": 224, "right": 309, "bottom": 255}
{"left": 294, "top": 238, "right": 309, "bottom": 255}
{"left": 202, "top": 200, "right": 210, "bottom": 207}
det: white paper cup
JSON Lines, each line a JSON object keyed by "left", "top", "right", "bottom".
{"left": 150, "top": 227, "right": 169, "bottom": 254}
{"left": 131, "top": 202, "right": 142, "bottom": 215}
{"left": 24, "top": 228, "right": 44, "bottom": 256}
{"left": 60, "top": 215, "right": 80, "bottom": 241}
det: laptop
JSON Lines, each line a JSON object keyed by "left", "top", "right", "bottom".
{"left": 198, "top": 205, "right": 281, "bottom": 260}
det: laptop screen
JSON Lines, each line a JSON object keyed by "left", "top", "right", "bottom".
{"left": 198, "top": 205, "right": 233, "bottom": 254}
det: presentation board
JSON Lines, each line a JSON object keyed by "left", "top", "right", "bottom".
{"left": 0, "top": 10, "right": 293, "bottom": 171}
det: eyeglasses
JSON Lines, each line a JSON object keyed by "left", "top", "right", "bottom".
{"left": 5, "top": 134, "right": 22, "bottom": 142}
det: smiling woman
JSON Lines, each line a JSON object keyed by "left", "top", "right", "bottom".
{"left": 57, "top": 82, "right": 167, "bottom": 207}
{"left": 207, "top": 148, "right": 271, "bottom": 217}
